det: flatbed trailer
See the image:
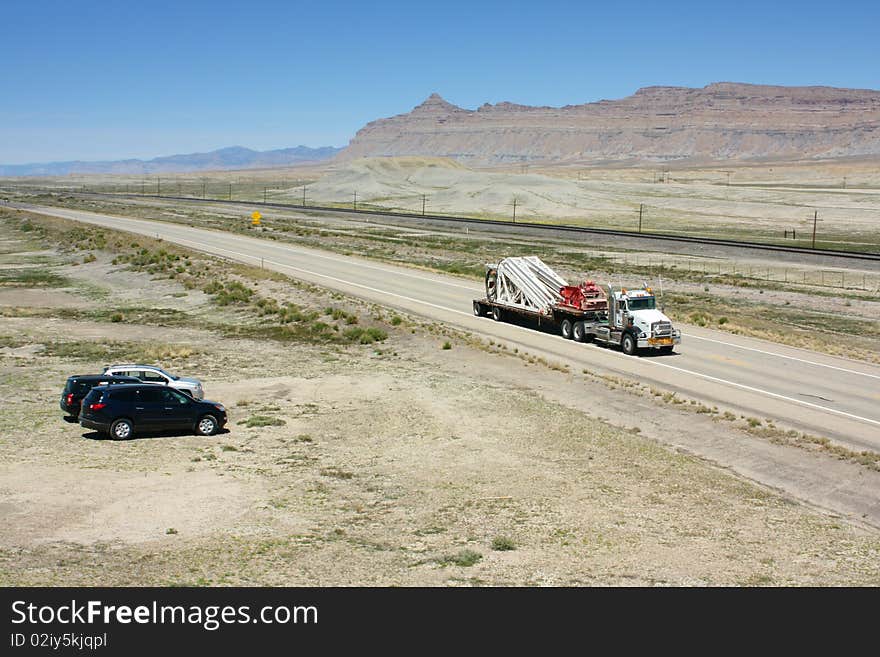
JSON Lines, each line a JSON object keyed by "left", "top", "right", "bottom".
{"left": 472, "top": 256, "right": 680, "bottom": 356}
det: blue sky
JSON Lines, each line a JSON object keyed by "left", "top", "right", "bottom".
{"left": 1, "top": 0, "right": 878, "bottom": 163}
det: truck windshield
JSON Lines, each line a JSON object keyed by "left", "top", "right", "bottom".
{"left": 627, "top": 297, "right": 656, "bottom": 310}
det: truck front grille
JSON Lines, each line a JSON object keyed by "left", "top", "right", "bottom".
{"left": 652, "top": 321, "right": 672, "bottom": 337}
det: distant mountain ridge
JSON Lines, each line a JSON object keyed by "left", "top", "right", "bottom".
{"left": 0, "top": 145, "right": 342, "bottom": 177}
{"left": 339, "top": 83, "right": 880, "bottom": 165}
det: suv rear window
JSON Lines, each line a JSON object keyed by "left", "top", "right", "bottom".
{"left": 65, "top": 378, "right": 115, "bottom": 396}
{"left": 83, "top": 389, "right": 106, "bottom": 404}
{"left": 66, "top": 379, "right": 98, "bottom": 396}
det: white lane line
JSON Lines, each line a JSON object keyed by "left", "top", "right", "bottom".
{"left": 239, "top": 233, "right": 481, "bottom": 292}
{"left": 683, "top": 332, "right": 880, "bottom": 380}
{"left": 33, "top": 205, "right": 480, "bottom": 293}
{"left": 634, "top": 357, "right": 880, "bottom": 427}
{"left": 30, "top": 206, "right": 880, "bottom": 429}
{"left": 164, "top": 234, "right": 880, "bottom": 430}
{"left": 166, "top": 235, "right": 475, "bottom": 316}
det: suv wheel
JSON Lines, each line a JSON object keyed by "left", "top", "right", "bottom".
{"left": 196, "top": 414, "right": 218, "bottom": 436}
{"left": 110, "top": 418, "right": 133, "bottom": 440}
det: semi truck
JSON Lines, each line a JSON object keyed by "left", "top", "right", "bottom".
{"left": 472, "top": 256, "right": 681, "bottom": 355}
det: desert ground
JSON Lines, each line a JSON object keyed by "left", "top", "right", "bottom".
{"left": 6, "top": 157, "right": 879, "bottom": 251}
{"left": 2, "top": 207, "right": 880, "bottom": 586}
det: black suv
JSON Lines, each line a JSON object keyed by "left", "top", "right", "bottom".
{"left": 79, "top": 384, "right": 227, "bottom": 440}
{"left": 60, "top": 374, "right": 141, "bottom": 420}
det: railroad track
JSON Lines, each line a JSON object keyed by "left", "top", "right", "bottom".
{"left": 11, "top": 189, "right": 880, "bottom": 262}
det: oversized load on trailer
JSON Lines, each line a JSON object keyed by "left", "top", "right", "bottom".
{"left": 485, "top": 255, "right": 608, "bottom": 314}
{"left": 473, "top": 256, "right": 681, "bottom": 355}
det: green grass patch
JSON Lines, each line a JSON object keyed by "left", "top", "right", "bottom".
{"left": 491, "top": 536, "right": 516, "bottom": 551}
{"left": 0, "top": 268, "right": 70, "bottom": 287}
{"left": 240, "top": 415, "right": 286, "bottom": 428}
{"left": 40, "top": 340, "right": 199, "bottom": 363}
{"left": 438, "top": 549, "right": 483, "bottom": 567}
{"left": 342, "top": 326, "right": 387, "bottom": 344}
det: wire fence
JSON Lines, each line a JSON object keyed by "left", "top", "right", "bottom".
{"left": 613, "top": 253, "right": 880, "bottom": 293}
{"left": 4, "top": 181, "right": 880, "bottom": 292}
{"left": 10, "top": 180, "right": 880, "bottom": 253}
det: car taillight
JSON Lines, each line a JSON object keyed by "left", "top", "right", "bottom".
{"left": 89, "top": 402, "right": 107, "bottom": 411}
{"left": 66, "top": 393, "right": 75, "bottom": 404}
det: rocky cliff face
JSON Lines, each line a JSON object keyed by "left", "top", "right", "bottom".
{"left": 339, "top": 84, "right": 880, "bottom": 164}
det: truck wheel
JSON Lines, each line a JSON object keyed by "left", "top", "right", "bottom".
{"left": 572, "top": 321, "right": 586, "bottom": 342}
{"left": 473, "top": 301, "right": 482, "bottom": 316}
{"left": 621, "top": 333, "right": 637, "bottom": 356}
{"left": 492, "top": 306, "right": 502, "bottom": 322}
{"left": 560, "top": 319, "right": 573, "bottom": 339}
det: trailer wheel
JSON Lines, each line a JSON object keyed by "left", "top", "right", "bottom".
{"left": 473, "top": 301, "right": 482, "bottom": 316}
{"left": 492, "top": 306, "right": 502, "bottom": 322}
{"left": 621, "top": 333, "right": 637, "bottom": 356}
{"left": 572, "top": 321, "right": 586, "bottom": 342}
{"left": 560, "top": 319, "right": 573, "bottom": 340}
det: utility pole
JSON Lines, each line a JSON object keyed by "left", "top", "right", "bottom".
{"left": 141, "top": 180, "right": 145, "bottom": 195}
{"left": 512, "top": 197, "right": 517, "bottom": 223}
{"left": 422, "top": 194, "right": 426, "bottom": 216}
{"left": 302, "top": 185, "right": 306, "bottom": 207}
{"left": 353, "top": 191, "right": 357, "bottom": 211}
{"left": 228, "top": 183, "right": 232, "bottom": 200}
{"left": 812, "top": 210, "right": 818, "bottom": 249}
{"left": 263, "top": 187, "right": 267, "bottom": 204}
{"left": 202, "top": 181, "right": 206, "bottom": 198}
{"left": 157, "top": 177, "right": 160, "bottom": 195}
{"left": 638, "top": 203, "right": 643, "bottom": 233}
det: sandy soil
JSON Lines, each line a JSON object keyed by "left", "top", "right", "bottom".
{"left": 5, "top": 157, "right": 880, "bottom": 249}
{"left": 295, "top": 157, "right": 880, "bottom": 238}
{"left": 2, "top": 218, "right": 880, "bottom": 586}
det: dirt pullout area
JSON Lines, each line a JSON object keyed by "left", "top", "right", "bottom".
{"left": 2, "top": 213, "right": 880, "bottom": 585}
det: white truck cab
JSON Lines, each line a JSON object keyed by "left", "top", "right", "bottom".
{"left": 608, "top": 286, "right": 680, "bottom": 352}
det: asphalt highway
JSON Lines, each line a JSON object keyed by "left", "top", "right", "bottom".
{"left": 16, "top": 203, "right": 880, "bottom": 452}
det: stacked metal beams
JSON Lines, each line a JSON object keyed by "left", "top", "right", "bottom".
{"left": 493, "top": 256, "right": 568, "bottom": 313}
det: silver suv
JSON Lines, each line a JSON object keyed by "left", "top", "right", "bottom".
{"left": 102, "top": 364, "right": 204, "bottom": 399}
